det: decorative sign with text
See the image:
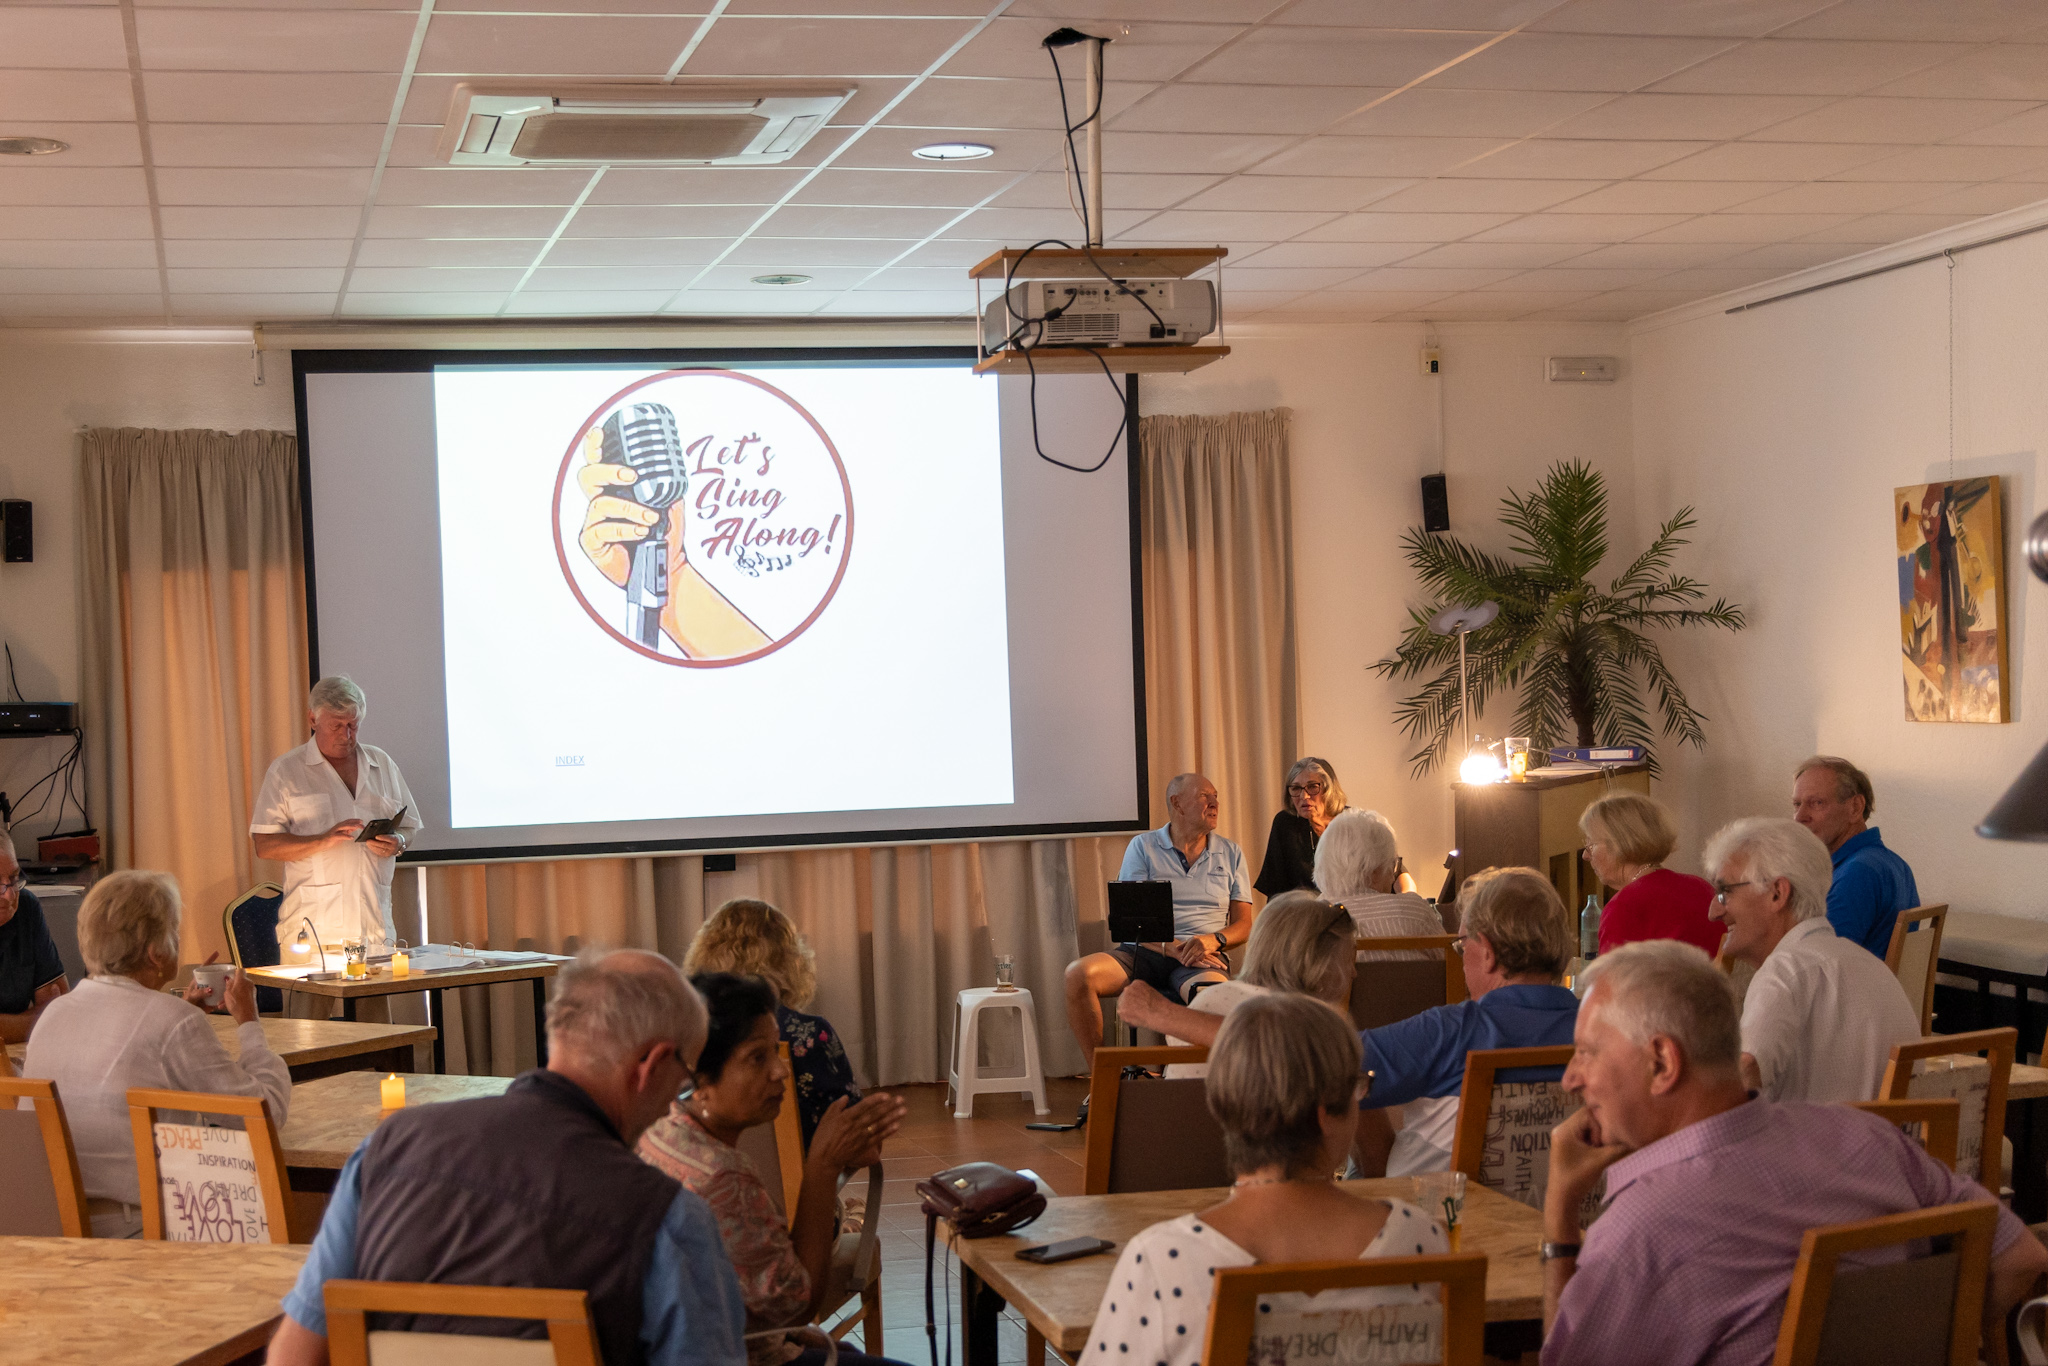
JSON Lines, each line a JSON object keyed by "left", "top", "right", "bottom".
{"left": 1249, "top": 1301, "right": 1443, "bottom": 1365}
{"left": 153, "top": 1122, "right": 270, "bottom": 1243}
{"left": 1909, "top": 1059, "right": 1990, "bottom": 1182}
{"left": 1479, "top": 1082, "right": 1605, "bottom": 1224}
{"left": 551, "top": 369, "right": 855, "bottom": 667}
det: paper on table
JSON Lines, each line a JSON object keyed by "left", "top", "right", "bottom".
{"left": 405, "top": 952, "right": 486, "bottom": 973}
{"left": 469, "top": 950, "right": 553, "bottom": 962}
{"left": 252, "top": 964, "right": 325, "bottom": 980}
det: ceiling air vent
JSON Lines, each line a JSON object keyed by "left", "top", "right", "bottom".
{"left": 436, "top": 80, "right": 855, "bottom": 167}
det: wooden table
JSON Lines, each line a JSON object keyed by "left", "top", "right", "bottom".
{"left": 280, "top": 1070, "right": 512, "bottom": 1188}
{"left": 8, "top": 1016, "right": 436, "bottom": 1082}
{"left": 949, "top": 1178, "right": 1544, "bottom": 1365}
{"left": 248, "top": 955, "right": 568, "bottom": 1074}
{"left": 0, "top": 1236, "right": 308, "bottom": 1365}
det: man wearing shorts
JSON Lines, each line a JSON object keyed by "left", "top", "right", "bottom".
{"left": 1063, "top": 772, "right": 1254, "bottom": 1070}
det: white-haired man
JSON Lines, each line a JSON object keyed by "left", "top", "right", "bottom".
{"left": 251, "top": 675, "right": 422, "bottom": 952}
{"left": 0, "top": 830, "right": 68, "bottom": 1043}
{"left": 1541, "top": 940, "right": 2045, "bottom": 1366}
{"left": 269, "top": 949, "right": 747, "bottom": 1366}
{"left": 1706, "top": 816, "right": 1919, "bottom": 1103}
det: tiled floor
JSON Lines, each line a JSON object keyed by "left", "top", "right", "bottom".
{"left": 844, "top": 1077, "right": 1091, "bottom": 1366}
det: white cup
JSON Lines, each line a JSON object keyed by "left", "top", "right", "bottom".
{"left": 190, "top": 963, "right": 232, "bottom": 1008}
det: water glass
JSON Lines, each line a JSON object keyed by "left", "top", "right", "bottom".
{"left": 1415, "top": 1170, "right": 1467, "bottom": 1250}
{"left": 994, "top": 954, "right": 1016, "bottom": 990}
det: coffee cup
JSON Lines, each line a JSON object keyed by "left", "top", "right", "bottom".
{"left": 190, "top": 962, "right": 232, "bottom": 1008}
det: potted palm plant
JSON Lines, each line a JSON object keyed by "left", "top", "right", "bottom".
{"left": 1372, "top": 460, "right": 1746, "bottom": 775}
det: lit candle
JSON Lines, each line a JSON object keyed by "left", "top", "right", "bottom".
{"left": 380, "top": 1074, "right": 406, "bottom": 1109}
{"left": 391, "top": 951, "right": 410, "bottom": 978}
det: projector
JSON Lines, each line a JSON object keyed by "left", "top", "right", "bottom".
{"left": 981, "top": 278, "right": 1216, "bottom": 353}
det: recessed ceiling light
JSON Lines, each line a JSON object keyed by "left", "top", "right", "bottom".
{"left": 912, "top": 142, "right": 994, "bottom": 161}
{"left": 0, "top": 137, "right": 68, "bottom": 156}
{"left": 750, "top": 273, "right": 812, "bottom": 286}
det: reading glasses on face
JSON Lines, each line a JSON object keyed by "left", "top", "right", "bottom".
{"left": 0, "top": 873, "right": 26, "bottom": 894}
{"left": 1712, "top": 879, "right": 1770, "bottom": 904}
{"left": 1287, "top": 781, "right": 1327, "bottom": 796}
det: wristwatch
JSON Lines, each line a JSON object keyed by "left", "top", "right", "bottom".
{"left": 1539, "top": 1241, "right": 1581, "bottom": 1262}
{"left": 1211, "top": 932, "right": 1227, "bottom": 954}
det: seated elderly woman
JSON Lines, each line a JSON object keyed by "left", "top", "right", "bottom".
{"left": 1089, "top": 993, "right": 1448, "bottom": 1362}
{"left": 1253, "top": 756, "right": 1347, "bottom": 897}
{"left": 23, "top": 870, "right": 290, "bottom": 1239}
{"left": 638, "top": 972, "right": 912, "bottom": 1366}
{"left": 686, "top": 899, "right": 861, "bottom": 1148}
{"left": 1580, "top": 792, "right": 1722, "bottom": 957}
{"left": 1316, "top": 809, "right": 1447, "bottom": 960}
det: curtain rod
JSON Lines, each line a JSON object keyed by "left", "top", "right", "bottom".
{"left": 1725, "top": 217, "right": 2048, "bottom": 315}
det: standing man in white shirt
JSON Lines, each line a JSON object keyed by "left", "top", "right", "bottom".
{"left": 1704, "top": 816, "right": 1920, "bottom": 1104}
{"left": 1063, "top": 772, "right": 1253, "bottom": 1072}
{"left": 250, "top": 677, "right": 422, "bottom": 1012}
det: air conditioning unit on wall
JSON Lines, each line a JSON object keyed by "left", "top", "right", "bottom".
{"left": 436, "top": 80, "right": 855, "bottom": 167}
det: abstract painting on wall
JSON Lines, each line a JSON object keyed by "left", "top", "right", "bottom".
{"left": 1897, "top": 475, "right": 2009, "bottom": 723}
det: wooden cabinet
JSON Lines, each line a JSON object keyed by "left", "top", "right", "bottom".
{"left": 1453, "top": 765, "right": 1651, "bottom": 911}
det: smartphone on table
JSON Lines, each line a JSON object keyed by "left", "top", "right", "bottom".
{"left": 1015, "top": 1237, "right": 1115, "bottom": 1264}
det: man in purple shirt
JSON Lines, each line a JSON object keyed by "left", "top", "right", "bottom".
{"left": 1540, "top": 940, "right": 2044, "bottom": 1366}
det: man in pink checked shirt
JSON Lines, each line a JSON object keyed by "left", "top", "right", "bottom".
{"left": 1539, "top": 940, "right": 2046, "bottom": 1366}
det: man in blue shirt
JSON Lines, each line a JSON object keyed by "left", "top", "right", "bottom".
{"left": 1063, "top": 772, "right": 1252, "bottom": 1069}
{"left": 268, "top": 951, "right": 747, "bottom": 1366}
{"left": 1793, "top": 755, "right": 1920, "bottom": 959}
{"left": 1, "top": 833, "right": 70, "bottom": 1043}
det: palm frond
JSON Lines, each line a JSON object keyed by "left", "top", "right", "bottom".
{"left": 1607, "top": 508, "right": 1697, "bottom": 597}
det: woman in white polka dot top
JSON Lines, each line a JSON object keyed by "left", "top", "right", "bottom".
{"left": 1086, "top": 992, "right": 1448, "bottom": 1364}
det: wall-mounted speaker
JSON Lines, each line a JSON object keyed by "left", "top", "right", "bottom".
{"left": 1, "top": 500, "right": 30, "bottom": 563}
{"left": 1420, "top": 475, "right": 1450, "bottom": 533}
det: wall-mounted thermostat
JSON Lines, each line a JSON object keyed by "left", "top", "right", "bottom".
{"left": 1547, "top": 356, "right": 1618, "bottom": 383}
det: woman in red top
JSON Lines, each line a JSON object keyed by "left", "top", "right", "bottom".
{"left": 1581, "top": 793, "right": 1725, "bottom": 958}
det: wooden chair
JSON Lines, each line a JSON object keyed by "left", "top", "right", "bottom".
{"left": 1350, "top": 934, "right": 1467, "bottom": 1031}
{"left": 1449, "top": 1045, "right": 1577, "bottom": 1213}
{"left": 1201, "top": 1252, "right": 1489, "bottom": 1366}
{"left": 127, "top": 1087, "right": 293, "bottom": 1243}
{"left": 324, "top": 1281, "right": 599, "bottom": 1366}
{"left": 1081, "top": 1045, "right": 1226, "bottom": 1195}
{"left": 1851, "top": 1097, "right": 1962, "bottom": 1170}
{"left": 736, "top": 1044, "right": 807, "bottom": 1223}
{"left": 1879, "top": 1028, "right": 2016, "bottom": 1194}
{"left": 1770, "top": 1200, "right": 1999, "bottom": 1366}
{"left": 1885, "top": 904, "right": 1949, "bottom": 1034}
{"left": 0, "top": 1076, "right": 91, "bottom": 1236}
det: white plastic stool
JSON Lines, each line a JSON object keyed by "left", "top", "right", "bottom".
{"left": 947, "top": 987, "right": 1050, "bottom": 1118}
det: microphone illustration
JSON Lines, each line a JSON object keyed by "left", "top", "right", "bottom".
{"left": 601, "top": 402, "right": 687, "bottom": 648}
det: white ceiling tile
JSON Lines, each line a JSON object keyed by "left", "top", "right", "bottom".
{"left": 1528, "top": 0, "right": 1838, "bottom": 38}
{"left": 1649, "top": 39, "right": 1961, "bottom": 95}
{"left": 722, "top": 0, "right": 991, "bottom": 14}
{"left": 1298, "top": 211, "right": 1519, "bottom": 240}
{"left": 167, "top": 293, "right": 339, "bottom": 318}
{"left": 143, "top": 72, "right": 400, "bottom": 124}
{"left": 1186, "top": 28, "right": 1491, "bottom": 88}
{"left": 539, "top": 239, "right": 728, "bottom": 269}
{"left": 892, "top": 238, "right": 1004, "bottom": 266}
{"left": 1262, "top": 292, "right": 1450, "bottom": 318}
{"left": 1551, "top": 179, "right": 1789, "bottom": 211}
{"left": 1109, "top": 83, "right": 1383, "bottom": 136}
{"left": 662, "top": 288, "right": 826, "bottom": 313}
{"left": 1253, "top": 136, "right": 1515, "bottom": 179}
{"left": 1366, "top": 179, "right": 1608, "bottom": 212}
{"left": 881, "top": 77, "right": 1155, "bottom": 131}
{"left": 0, "top": 268, "right": 163, "bottom": 294}
{"left": 725, "top": 235, "right": 916, "bottom": 265}
{"left": 0, "top": 7, "right": 131, "bottom": 68}
{"left": 0, "top": 122, "right": 140, "bottom": 166}
{"left": 831, "top": 125, "right": 1054, "bottom": 172}
{"left": 1001, "top": 0, "right": 1278, "bottom": 23}
{"left": 1447, "top": 140, "right": 1713, "bottom": 179}
{"left": 1329, "top": 88, "right": 1616, "bottom": 139}
{"left": 338, "top": 292, "right": 514, "bottom": 318}
{"left": 1892, "top": 182, "right": 2048, "bottom": 215}
{"left": 1470, "top": 212, "right": 1692, "bottom": 240}
{"left": 0, "top": 239, "right": 158, "bottom": 269}
{"left": 365, "top": 205, "right": 568, "bottom": 238}
{"left": 150, "top": 123, "right": 388, "bottom": 169}
{"left": 1395, "top": 241, "right": 1597, "bottom": 268}
{"left": 1777, "top": 0, "right": 2048, "bottom": 42}
{"left": 1175, "top": 176, "right": 1412, "bottom": 212}
{"left": 503, "top": 291, "right": 685, "bottom": 314}
{"left": 417, "top": 14, "right": 702, "bottom": 76}
{"left": 944, "top": 18, "right": 1244, "bottom": 82}
{"left": 0, "top": 70, "right": 133, "bottom": 121}
{"left": 1835, "top": 144, "right": 2048, "bottom": 181}
{"left": 1436, "top": 289, "right": 1607, "bottom": 313}
{"left": 136, "top": 8, "right": 419, "bottom": 71}
{"left": 159, "top": 206, "right": 366, "bottom": 239}
{"left": 1715, "top": 241, "right": 1872, "bottom": 269}
{"left": 355, "top": 239, "right": 549, "bottom": 268}
{"left": 1650, "top": 265, "right": 1799, "bottom": 290}
{"left": 585, "top": 167, "right": 807, "bottom": 204}
{"left": 0, "top": 167, "right": 150, "bottom": 207}
{"left": 1347, "top": 265, "right": 1523, "bottom": 291}
{"left": 386, "top": 124, "right": 448, "bottom": 169}
{"left": 790, "top": 168, "right": 1010, "bottom": 207}
{"left": 1132, "top": 209, "right": 1339, "bottom": 241}
{"left": 1475, "top": 266, "right": 1672, "bottom": 289}
{"left": 989, "top": 172, "right": 1222, "bottom": 210}
{"left": 345, "top": 266, "right": 532, "bottom": 292}
{"left": 1869, "top": 44, "right": 2048, "bottom": 99}
{"left": 941, "top": 206, "right": 1150, "bottom": 238}
{"left": 1748, "top": 97, "right": 2037, "bottom": 142}
{"left": 1429, "top": 33, "right": 1742, "bottom": 92}
{"left": 0, "top": 294, "right": 163, "bottom": 319}
{"left": 758, "top": 203, "right": 961, "bottom": 237}
{"left": 570, "top": 204, "right": 774, "bottom": 236}
{"left": 1096, "top": 130, "right": 1297, "bottom": 175}
{"left": 1639, "top": 140, "right": 1909, "bottom": 180}
{"left": 1948, "top": 107, "right": 2048, "bottom": 146}
{"left": 1560, "top": 241, "right": 1746, "bottom": 268}
{"left": 522, "top": 267, "right": 709, "bottom": 291}
{"left": 376, "top": 168, "right": 597, "bottom": 206}
{"left": 1630, "top": 211, "right": 1860, "bottom": 241}
{"left": 1228, "top": 240, "right": 1428, "bottom": 268}
{"left": 819, "top": 78, "right": 915, "bottom": 127}
{"left": 1273, "top": 0, "right": 1559, "bottom": 26}
{"left": 155, "top": 168, "right": 375, "bottom": 206}
{"left": 165, "top": 239, "right": 356, "bottom": 268}
{"left": 812, "top": 291, "right": 969, "bottom": 314}
{"left": 690, "top": 265, "right": 904, "bottom": 290}
{"left": 1807, "top": 212, "right": 1979, "bottom": 242}
{"left": 1545, "top": 92, "right": 1833, "bottom": 140}
{"left": 681, "top": 16, "right": 979, "bottom": 77}
{"left": 429, "top": 0, "right": 705, "bottom": 11}
{"left": 166, "top": 267, "right": 348, "bottom": 293}
{"left": 1220, "top": 265, "right": 1372, "bottom": 290}
{"left": 0, "top": 206, "right": 154, "bottom": 239}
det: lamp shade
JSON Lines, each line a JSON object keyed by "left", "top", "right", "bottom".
{"left": 1980, "top": 739, "right": 2048, "bottom": 841}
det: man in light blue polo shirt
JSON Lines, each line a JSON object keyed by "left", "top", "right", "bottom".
{"left": 1063, "top": 772, "right": 1253, "bottom": 1069}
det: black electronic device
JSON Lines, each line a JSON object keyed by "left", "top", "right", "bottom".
{"left": 1421, "top": 474, "right": 1450, "bottom": 533}
{"left": 0, "top": 701, "right": 76, "bottom": 735}
{"left": 1015, "top": 1236, "right": 1115, "bottom": 1264}
{"left": 1, "top": 500, "right": 29, "bottom": 563}
{"left": 1106, "top": 880, "right": 1175, "bottom": 944}
{"left": 354, "top": 806, "right": 409, "bottom": 843}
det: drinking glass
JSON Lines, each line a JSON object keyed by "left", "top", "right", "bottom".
{"left": 994, "top": 954, "right": 1016, "bottom": 990}
{"left": 1505, "top": 736, "right": 1531, "bottom": 781}
{"left": 1416, "top": 1170, "right": 1467, "bottom": 1250}
{"left": 343, "top": 938, "right": 366, "bottom": 978}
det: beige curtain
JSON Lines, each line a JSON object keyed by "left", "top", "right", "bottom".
{"left": 79, "top": 428, "right": 308, "bottom": 960}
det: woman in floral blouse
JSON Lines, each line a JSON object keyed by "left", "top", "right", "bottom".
{"left": 639, "top": 972, "right": 911, "bottom": 1366}
{"left": 685, "top": 899, "right": 862, "bottom": 1146}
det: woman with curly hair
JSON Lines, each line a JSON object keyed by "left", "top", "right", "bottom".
{"left": 685, "top": 899, "right": 860, "bottom": 1146}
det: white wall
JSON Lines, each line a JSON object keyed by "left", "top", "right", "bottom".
{"left": 1144, "top": 321, "right": 1638, "bottom": 888}
{"left": 0, "top": 340, "right": 294, "bottom": 843}
{"left": 1631, "top": 232, "right": 2048, "bottom": 915}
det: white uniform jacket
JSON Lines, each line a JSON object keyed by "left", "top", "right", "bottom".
{"left": 249, "top": 738, "right": 422, "bottom": 946}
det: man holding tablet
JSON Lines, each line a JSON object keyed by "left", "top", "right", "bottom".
{"left": 1063, "top": 772, "right": 1253, "bottom": 1072}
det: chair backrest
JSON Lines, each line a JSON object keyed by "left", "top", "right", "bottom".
{"left": 0, "top": 1076, "right": 91, "bottom": 1237}
{"left": 735, "top": 1043, "right": 805, "bottom": 1225}
{"left": 127, "top": 1087, "right": 293, "bottom": 1244}
{"left": 1771, "top": 1200, "right": 1999, "bottom": 1366}
{"left": 324, "top": 1281, "right": 600, "bottom": 1366}
{"left": 1881, "top": 1028, "right": 2016, "bottom": 1192}
{"left": 1083, "top": 1045, "right": 1227, "bottom": 1195}
{"left": 223, "top": 883, "right": 286, "bottom": 1014}
{"left": 1851, "top": 1098, "right": 1962, "bottom": 1171}
{"left": 1885, "top": 905, "right": 1949, "bottom": 1034}
{"left": 1351, "top": 935, "right": 1466, "bottom": 1031}
{"left": 1201, "top": 1252, "right": 1488, "bottom": 1366}
{"left": 1449, "top": 1045, "right": 1578, "bottom": 1213}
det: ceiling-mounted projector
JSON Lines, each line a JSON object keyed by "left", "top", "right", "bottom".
{"left": 980, "top": 278, "right": 1217, "bottom": 353}
{"left": 436, "top": 80, "right": 855, "bottom": 166}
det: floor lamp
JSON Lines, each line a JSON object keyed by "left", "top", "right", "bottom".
{"left": 1430, "top": 600, "right": 1501, "bottom": 785}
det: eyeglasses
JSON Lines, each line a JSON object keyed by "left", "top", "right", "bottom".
{"left": 0, "top": 873, "right": 25, "bottom": 895}
{"left": 1712, "top": 879, "right": 1769, "bottom": 905}
{"left": 1287, "top": 781, "right": 1328, "bottom": 797}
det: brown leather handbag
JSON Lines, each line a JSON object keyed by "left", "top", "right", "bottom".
{"left": 916, "top": 1161, "right": 1046, "bottom": 1239}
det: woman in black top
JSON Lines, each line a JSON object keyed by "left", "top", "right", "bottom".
{"left": 1254, "top": 756, "right": 1347, "bottom": 898}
